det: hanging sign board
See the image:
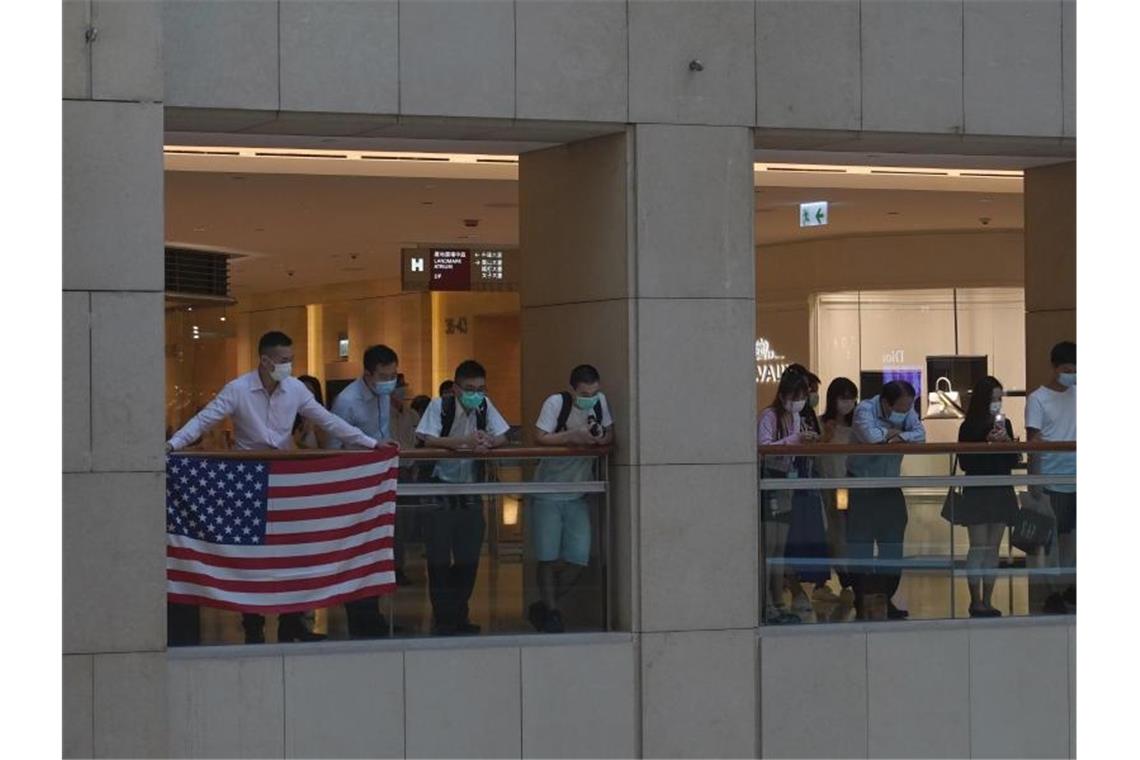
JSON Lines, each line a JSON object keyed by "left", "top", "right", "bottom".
{"left": 402, "top": 247, "right": 517, "bottom": 292}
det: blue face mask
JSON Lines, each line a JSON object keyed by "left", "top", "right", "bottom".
{"left": 888, "top": 410, "right": 908, "bottom": 425}
{"left": 459, "top": 390, "right": 485, "bottom": 411}
{"left": 373, "top": 378, "right": 397, "bottom": 395}
{"left": 1058, "top": 372, "right": 1076, "bottom": 388}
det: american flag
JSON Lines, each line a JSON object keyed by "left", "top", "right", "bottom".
{"left": 165, "top": 448, "right": 398, "bottom": 613}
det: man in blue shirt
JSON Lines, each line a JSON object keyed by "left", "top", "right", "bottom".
{"left": 847, "top": 380, "right": 926, "bottom": 620}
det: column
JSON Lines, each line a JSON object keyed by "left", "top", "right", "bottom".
{"left": 1024, "top": 161, "right": 1076, "bottom": 389}
{"left": 520, "top": 125, "right": 759, "bottom": 758}
{"left": 62, "top": 2, "right": 167, "bottom": 757}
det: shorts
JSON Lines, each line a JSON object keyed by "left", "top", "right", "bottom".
{"left": 1046, "top": 490, "right": 1077, "bottom": 534}
{"left": 531, "top": 496, "right": 591, "bottom": 567}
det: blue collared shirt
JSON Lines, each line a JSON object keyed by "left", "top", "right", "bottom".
{"left": 328, "top": 377, "right": 390, "bottom": 448}
{"left": 847, "top": 395, "right": 926, "bottom": 478}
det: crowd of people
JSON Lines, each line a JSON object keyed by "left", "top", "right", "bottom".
{"left": 757, "top": 341, "right": 1077, "bottom": 623}
{"left": 165, "top": 331, "right": 612, "bottom": 644}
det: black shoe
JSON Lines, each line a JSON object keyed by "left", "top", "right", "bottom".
{"left": 1043, "top": 593, "right": 1069, "bottom": 615}
{"left": 245, "top": 627, "right": 266, "bottom": 645}
{"left": 431, "top": 622, "right": 457, "bottom": 636}
{"left": 349, "top": 615, "right": 391, "bottom": 639}
{"left": 543, "top": 609, "right": 565, "bottom": 634}
{"left": 277, "top": 619, "right": 328, "bottom": 643}
{"left": 528, "top": 601, "right": 549, "bottom": 632}
{"left": 454, "top": 620, "right": 481, "bottom": 635}
{"left": 887, "top": 603, "right": 909, "bottom": 620}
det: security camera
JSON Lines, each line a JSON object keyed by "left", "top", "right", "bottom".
{"left": 979, "top": 216, "right": 992, "bottom": 226}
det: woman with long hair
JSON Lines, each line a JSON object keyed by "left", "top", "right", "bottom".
{"left": 814, "top": 377, "right": 860, "bottom": 611}
{"left": 757, "top": 368, "right": 819, "bottom": 623}
{"left": 950, "top": 375, "right": 1019, "bottom": 617}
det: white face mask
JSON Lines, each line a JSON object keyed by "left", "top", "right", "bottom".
{"left": 836, "top": 399, "right": 856, "bottom": 416}
{"left": 269, "top": 361, "right": 292, "bottom": 382}
{"left": 989, "top": 401, "right": 1002, "bottom": 416}
{"left": 783, "top": 398, "right": 807, "bottom": 414}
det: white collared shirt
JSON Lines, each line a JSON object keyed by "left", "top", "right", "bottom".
{"left": 415, "top": 395, "right": 510, "bottom": 483}
{"left": 168, "top": 370, "right": 378, "bottom": 451}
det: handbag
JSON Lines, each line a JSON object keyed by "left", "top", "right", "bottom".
{"left": 927, "top": 376, "right": 965, "bottom": 419}
{"left": 1011, "top": 490, "right": 1057, "bottom": 553}
{"left": 940, "top": 455, "right": 962, "bottom": 522}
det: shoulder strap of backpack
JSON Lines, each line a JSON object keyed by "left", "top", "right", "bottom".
{"left": 593, "top": 398, "right": 604, "bottom": 425}
{"left": 476, "top": 400, "right": 488, "bottom": 432}
{"left": 555, "top": 392, "right": 573, "bottom": 433}
{"left": 440, "top": 395, "right": 456, "bottom": 438}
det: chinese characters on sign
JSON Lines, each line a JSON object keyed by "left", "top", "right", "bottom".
{"left": 401, "top": 247, "right": 518, "bottom": 292}
{"left": 473, "top": 250, "right": 504, "bottom": 281}
{"left": 755, "top": 337, "right": 791, "bottom": 384}
{"left": 430, "top": 249, "right": 471, "bottom": 291}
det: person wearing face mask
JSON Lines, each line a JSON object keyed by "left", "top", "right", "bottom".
{"left": 166, "top": 331, "right": 389, "bottom": 644}
{"left": 1025, "top": 341, "right": 1077, "bottom": 614}
{"left": 416, "top": 360, "right": 511, "bottom": 635}
{"left": 815, "top": 377, "right": 860, "bottom": 612}
{"left": 758, "top": 368, "right": 821, "bottom": 623}
{"left": 328, "top": 344, "right": 409, "bottom": 636}
{"left": 848, "top": 379, "right": 926, "bottom": 620}
{"left": 950, "top": 376, "right": 1019, "bottom": 617}
{"left": 528, "top": 364, "right": 614, "bottom": 633}
{"left": 787, "top": 364, "right": 823, "bottom": 437}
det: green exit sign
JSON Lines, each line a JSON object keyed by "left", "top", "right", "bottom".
{"left": 800, "top": 201, "right": 829, "bottom": 227}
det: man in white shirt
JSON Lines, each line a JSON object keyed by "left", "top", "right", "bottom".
{"left": 415, "top": 360, "right": 510, "bottom": 635}
{"left": 529, "top": 364, "right": 613, "bottom": 633}
{"left": 327, "top": 344, "right": 405, "bottom": 637}
{"left": 1025, "top": 340, "right": 1077, "bottom": 614}
{"left": 166, "top": 331, "right": 388, "bottom": 644}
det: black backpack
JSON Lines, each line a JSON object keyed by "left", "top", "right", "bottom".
{"left": 556, "top": 391, "right": 603, "bottom": 433}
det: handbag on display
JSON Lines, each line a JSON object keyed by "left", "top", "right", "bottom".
{"left": 1011, "top": 490, "right": 1057, "bottom": 553}
{"left": 927, "top": 376, "right": 965, "bottom": 419}
{"left": 940, "top": 455, "right": 961, "bottom": 522}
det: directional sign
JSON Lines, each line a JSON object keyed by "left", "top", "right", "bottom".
{"left": 799, "top": 201, "right": 829, "bottom": 228}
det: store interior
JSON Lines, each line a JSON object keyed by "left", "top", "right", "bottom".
{"left": 164, "top": 142, "right": 1054, "bottom": 634}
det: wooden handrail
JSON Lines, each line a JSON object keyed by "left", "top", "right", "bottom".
{"left": 169, "top": 445, "right": 613, "bottom": 461}
{"left": 758, "top": 441, "right": 1075, "bottom": 456}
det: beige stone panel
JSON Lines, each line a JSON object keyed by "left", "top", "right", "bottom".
{"left": 861, "top": 0, "right": 963, "bottom": 133}
{"left": 162, "top": 0, "right": 278, "bottom": 110}
{"left": 1025, "top": 309, "right": 1076, "bottom": 392}
{"left": 63, "top": 292, "right": 92, "bottom": 473}
{"left": 63, "top": 100, "right": 163, "bottom": 291}
{"left": 1068, "top": 622, "right": 1076, "bottom": 757}
{"left": 63, "top": 0, "right": 90, "bottom": 99}
{"left": 399, "top": 0, "right": 515, "bottom": 118}
{"left": 1063, "top": 0, "right": 1075, "bottom": 137}
{"left": 520, "top": 299, "right": 633, "bottom": 459}
{"left": 519, "top": 133, "right": 631, "bottom": 308}
{"left": 641, "top": 629, "right": 757, "bottom": 758}
{"left": 280, "top": 0, "right": 398, "bottom": 114}
{"left": 516, "top": 0, "right": 628, "bottom": 122}
{"left": 634, "top": 124, "right": 755, "bottom": 299}
{"left": 756, "top": 0, "right": 861, "bottom": 130}
{"left": 91, "top": 0, "right": 163, "bottom": 102}
{"left": 63, "top": 654, "right": 94, "bottom": 759}
{"left": 866, "top": 628, "right": 970, "bottom": 758}
{"left": 284, "top": 651, "right": 405, "bottom": 758}
{"left": 93, "top": 651, "right": 167, "bottom": 758}
{"left": 760, "top": 630, "right": 869, "bottom": 758}
{"left": 521, "top": 641, "right": 637, "bottom": 758}
{"left": 638, "top": 464, "right": 757, "bottom": 632}
{"left": 1025, "top": 162, "right": 1076, "bottom": 313}
{"left": 964, "top": 0, "right": 1063, "bottom": 137}
{"left": 628, "top": 0, "right": 756, "bottom": 126}
{"left": 63, "top": 473, "right": 166, "bottom": 654}
{"left": 970, "top": 624, "right": 1070, "bottom": 758}
{"left": 636, "top": 298, "right": 756, "bottom": 465}
{"left": 610, "top": 463, "right": 640, "bottom": 632}
{"left": 168, "top": 655, "right": 285, "bottom": 758}
{"left": 92, "top": 292, "right": 164, "bottom": 472}
{"left": 404, "top": 646, "right": 521, "bottom": 759}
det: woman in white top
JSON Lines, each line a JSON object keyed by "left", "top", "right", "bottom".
{"left": 815, "top": 377, "right": 859, "bottom": 610}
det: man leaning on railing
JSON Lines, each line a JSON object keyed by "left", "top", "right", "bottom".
{"left": 847, "top": 380, "right": 927, "bottom": 621}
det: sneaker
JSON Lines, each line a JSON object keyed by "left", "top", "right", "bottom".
{"left": 454, "top": 620, "right": 481, "bottom": 635}
{"left": 543, "top": 609, "right": 565, "bottom": 634}
{"left": 527, "top": 601, "right": 548, "bottom": 632}
{"left": 812, "top": 585, "right": 841, "bottom": 603}
{"left": 886, "top": 602, "right": 909, "bottom": 620}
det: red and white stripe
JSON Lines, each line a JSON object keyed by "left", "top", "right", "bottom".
{"left": 167, "top": 450, "right": 399, "bottom": 614}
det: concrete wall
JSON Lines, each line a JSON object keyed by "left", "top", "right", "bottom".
{"left": 63, "top": 1, "right": 168, "bottom": 757}
{"left": 161, "top": 0, "right": 1074, "bottom": 139}
{"left": 760, "top": 619, "right": 1076, "bottom": 759}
